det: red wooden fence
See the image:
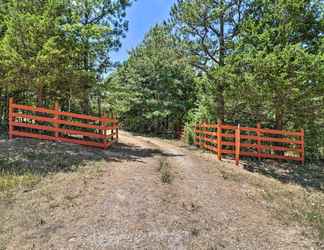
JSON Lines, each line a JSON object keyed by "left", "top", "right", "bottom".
{"left": 194, "top": 122, "right": 304, "bottom": 165}
{"left": 8, "top": 98, "right": 119, "bottom": 149}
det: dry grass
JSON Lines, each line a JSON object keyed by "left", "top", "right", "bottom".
{"left": 0, "top": 138, "right": 107, "bottom": 196}
{"left": 159, "top": 159, "right": 172, "bottom": 184}
{"left": 212, "top": 161, "right": 324, "bottom": 241}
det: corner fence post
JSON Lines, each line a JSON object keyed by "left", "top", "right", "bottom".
{"left": 54, "top": 102, "right": 60, "bottom": 139}
{"left": 257, "top": 122, "right": 261, "bottom": 160}
{"left": 301, "top": 128, "right": 305, "bottom": 165}
{"left": 235, "top": 124, "right": 241, "bottom": 166}
{"left": 217, "top": 121, "right": 222, "bottom": 160}
{"left": 8, "top": 97, "right": 13, "bottom": 140}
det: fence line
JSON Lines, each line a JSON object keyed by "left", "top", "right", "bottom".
{"left": 8, "top": 98, "right": 119, "bottom": 149}
{"left": 194, "top": 122, "right": 304, "bottom": 165}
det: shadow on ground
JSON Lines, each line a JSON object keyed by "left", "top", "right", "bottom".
{"left": 181, "top": 143, "right": 324, "bottom": 191}
{"left": 106, "top": 142, "right": 184, "bottom": 163}
{"left": 0, "top": 138, "right": 183, "bottom": 177}
{"left": 243, "top": 159, "right": 324, "bottom": 192}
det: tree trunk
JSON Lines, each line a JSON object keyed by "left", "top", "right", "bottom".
{"left": 216, "top": 1, "right": 225, "bottom": 122}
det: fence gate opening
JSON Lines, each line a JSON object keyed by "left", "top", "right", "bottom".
{"left": 194, "top": 122, "right": 304, "bottom": 165}
{"left": 8, "top": 98, "right": 119, "bottom": 149}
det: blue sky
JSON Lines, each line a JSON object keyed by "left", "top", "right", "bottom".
{"left": 111, "top": 0, "right": 176, "bottom": 62}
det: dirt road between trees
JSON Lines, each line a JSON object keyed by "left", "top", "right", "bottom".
{"left": 1, "top": 131, "right": 321, "bottom": 249}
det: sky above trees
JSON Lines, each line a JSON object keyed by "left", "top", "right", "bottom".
{"left": 111, "top": 0, "right": 175, "bottom": 62}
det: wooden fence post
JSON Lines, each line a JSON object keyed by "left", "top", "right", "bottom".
{"left": 257, "top": 123, "right": 261, "bottom": 161}
{"left": 53, "top": 102, "right": 60, "bottom": 139}
{"left": 8, "top": 97, "right": 13, "bottom": 140}
{"left": 204, "top": 122, "right": 207, "bottom": 150}
{"left": 301, "top": 128, "right": 305, "bottom": 165}
{"left": 115, "top": 115, "right": 119, "bottom": 142}
{"left": 235, "top": 124, "right": 241, "bottom": 166}
{"left": 111, "top": 112, "right": 114, "bottom": 141}
{"left": 217, "top": 121, "right": 222, "bottom": 160}
{"left": 102, "top": 112, "right": 107, "bottom": 147}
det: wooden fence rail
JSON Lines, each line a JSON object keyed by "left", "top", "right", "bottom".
{"left": 8, "top": 98, "right": 119, "bottom": 149}
{"left": 194, "top": 122, "right": 304, "bottom": 165}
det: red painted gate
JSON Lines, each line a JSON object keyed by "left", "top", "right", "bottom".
{"left": 8, "top": 98, "right": 118, "bottom": 149}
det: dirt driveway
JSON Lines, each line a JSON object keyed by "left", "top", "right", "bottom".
{"left": 0, "top": 131, "right": 320, "bottom": 249}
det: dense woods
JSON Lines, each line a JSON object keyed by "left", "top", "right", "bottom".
{"left": 108, "top": 0, "right": 324, "bottom": 159}
{"left": 0, "top": 0, "right": 323, "bottom": 159}
{"left": 0, "top": 0, "right": 131, "bottom": 121}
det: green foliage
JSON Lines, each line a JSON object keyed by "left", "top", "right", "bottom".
{"left": 0, "top": 0, "right": 131, "bottom": 118}
{"left": 106, "top": 24, "right": 197, "bottom": 135}
{"left": 180, "top": 0, "right": 323, "bottom": 159}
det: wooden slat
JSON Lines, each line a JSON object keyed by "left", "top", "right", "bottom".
{"left": 12, "top": 104, "right": 117, "bottom": 123}
{"left": 11, "top": 130, "right": 108, "bottom": 149}
{"left": 11, "top": 121, "right": 110, "bottom": 140}
{"left": 220, "top": 133, "right": 235, "bottom": 138}
{"left": 240, "top": 143, "right": 302, "bottom": 152}
{"left": 222, "top": 149, "right": 235, "bottom": 155}
{"left": 240, "top": 151, "right": 302, "bottom": 161}
{"left": 240, "top": 134, "right": 302, "bottom": 144}
{"left": 12, "top": 113, "right": 117, "bottom": 131}
{"left": 194, "top": 122, "right": 304, "bottom": 163}
{"left": 259, "top": 128, "right": 302, "bottom": 136}
{"left": 220, "top": 124, "right": 237, "bottom": 130}
{"left": 222, "top": 141, "right": 235, "bottom": 146}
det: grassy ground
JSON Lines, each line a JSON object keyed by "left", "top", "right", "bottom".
{"left": 220, "top": 161, "right": 324, "bottom": 240}
{"left": 0, "top": 135, "right": 323, "bottom": 248}
{"left": 0, "top": 138, "right": 107, "bottom": 196}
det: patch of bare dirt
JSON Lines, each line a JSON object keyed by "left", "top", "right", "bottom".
{"left": 0, "top": 131, "right": 322, "bottom": 249}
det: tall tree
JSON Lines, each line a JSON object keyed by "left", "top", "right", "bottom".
{"left": 227, "top": 0, "right": 324, "bottom": 157}
{"left": 64, "top": 0, "right": 131, "bottom": 113}
{"left": 106, "top": 25, "right": 197, "bottom": 134}
{"left": 170, "top": 0, "right": 251, "bottom": 122}
{"left": 0, "top": 0, "right": 131, "bottom": 114}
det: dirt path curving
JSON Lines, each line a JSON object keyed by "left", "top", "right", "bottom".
{"left": 1, "top": 131, "right": 318, "bottom": 249}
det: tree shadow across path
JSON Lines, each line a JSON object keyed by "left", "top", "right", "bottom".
{"left": 106, "top": 142, "right": 184, "bottom": 163}
{"left": 0, "top": 138, "right": 183, "bottom": 178}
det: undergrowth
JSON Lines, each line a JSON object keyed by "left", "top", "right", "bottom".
{"left": 159, "top": 159, "right": 172, "bottom": 184}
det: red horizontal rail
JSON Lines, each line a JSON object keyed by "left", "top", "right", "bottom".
{"left": 9, "top": 99, "right": 119, "bottom": 150}
{"left": 222, "top": 141, "right": 235, "bottom": 146}
{"left": 11, "top": 130, "right": 110, "bottom": 149}
{"left": 222, "top": 149, "right": 235, "bottom": 155}
{"left": 194, "top": 122, "right": 304, "bottom": 165}
{"left": 240, "top": 143, "right": 302, "bottom": 152}
{"left": 194, "top": 130, "right": 217, "bottom": 136}
{"left": 12, "top": 113, "right": 117, "bottom": 131}
{"left": 11, "top": 121, "right": 111, "bottom": 140}
{"left": 220, "top": 133, "right": 235, "bottom": 138}
{"left": 240, "top": 151, "right": 302, "bottom": 161}
{"left": 12, "top": 103, "right": 117, "bottom": 123}
{"left": 259, "top": 128, "right": 302, "bottom": 136}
